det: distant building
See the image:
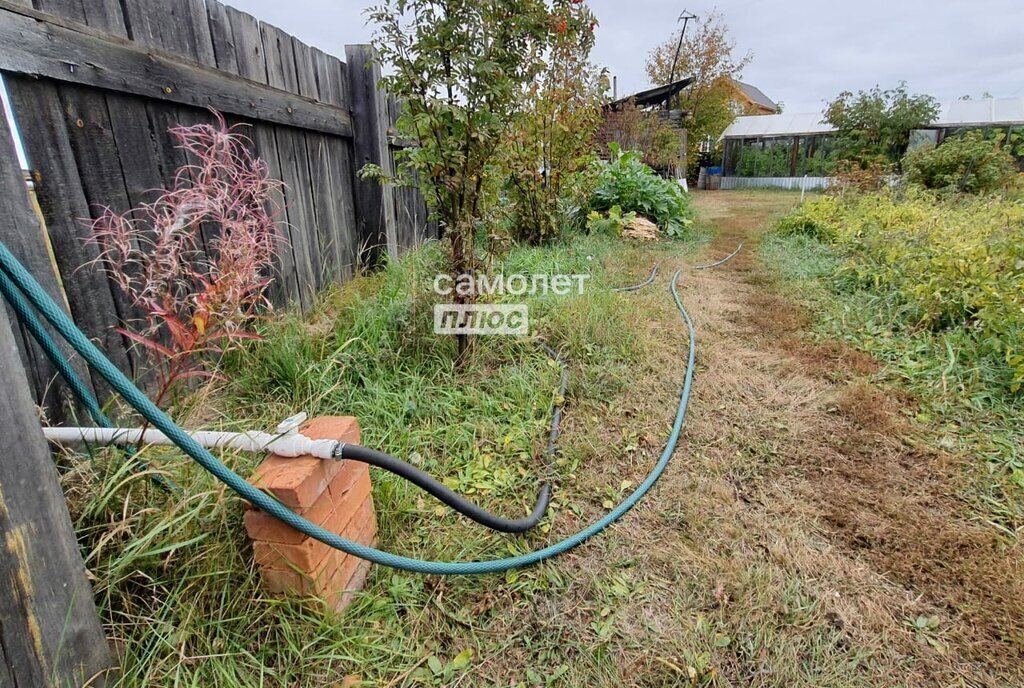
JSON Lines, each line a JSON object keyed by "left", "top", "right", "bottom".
{"left": 908, "top": 97, "right": 1024, "bottom": 154}
{"left": 726, "top": 79, "right": 780, "bottom": 115}
{"left": 599, "top": 77, "right": 695, "bottom": 178}
{"left": 718, "top": 97, "right": 1024, "bottom": 190}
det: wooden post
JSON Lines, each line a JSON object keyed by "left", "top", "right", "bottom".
{"left": 345, "top": 44, "right": 398, "bottom": 266}
{"left": 0, "top": 304, "right": 114, "bottom": 686}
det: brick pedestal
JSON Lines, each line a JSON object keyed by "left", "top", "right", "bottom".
{"left": 244, "top": 416, "right": 375, "bottom": 612}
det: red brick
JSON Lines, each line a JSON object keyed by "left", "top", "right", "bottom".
{"left": 259, "top": 499, "right": 375, "bottom": 596}
{"left": 247, "top": 416, "right": 360, "bottom": 508}
{"left": 301, "top": 416, "right": 360, "bottom": 483}
{"left": 324, "top": 512, "right": 378, "bottom": 611}
{"left": 253, "top": 483, "right": 374, "bottom": 573}
{"left": 261, "top": 547, "right": 342, "bottom": 595}
{"left": 330, "top": 559, "right": 372, "bottom": 613}
{"left": 321, "top": 470, "right": 372, "bottom": 534}
{"left": 243, "top": 485, "right": 335, "bottom": 544}
{"left": 244, "top": 461, "right": 369, "bottom": 545}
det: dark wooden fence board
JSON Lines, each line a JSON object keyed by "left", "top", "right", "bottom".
{"left": 347, "top": 44, "right": 398, "bottom": 264}
{"left": 5, "top": 78, "right": 133, "bottom": 402}
{"left": 322, "top": 52, "right": 360, "bottom": 278}
{"left": 0, "top": 303, "right": 114, "bottom": 686}
{"left": 0, "top": 1, "right": 352, "bottom": 136}
{"left": 262, "top": 22, "right": 320, "bottom": 306}
{"left": 206, "top": 0, "right": 239, "bottom": 74}
{"left": 0, "top": 86, "right": 92, "bottom": 419}
{"left": 387, "top": 96, "right": 437, "bottom": 250}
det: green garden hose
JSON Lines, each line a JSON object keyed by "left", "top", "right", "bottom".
{"left": 0, "top": 270, "right": 180, "bottom": 493}
{"left": 0, "top": 239, "right": 711, "bottom": 575}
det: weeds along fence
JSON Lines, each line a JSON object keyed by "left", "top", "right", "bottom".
{"left": 0, "top": 0, "right": 436, "bottom": 420}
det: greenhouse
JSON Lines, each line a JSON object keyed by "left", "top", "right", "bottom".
{"left": 719, "top": 97, "right": 1024, "bottom": 189}
{"left": 908, "top": 97, "right": 1024, "bottom": 165}
{"left": 719, "top": 113, "right": 838, "bottom": 189}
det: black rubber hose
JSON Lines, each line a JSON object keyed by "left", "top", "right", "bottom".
{"left": 331, "top": 343, "right": 568, "bottom": 534}
{"left": 335, "top": 443, "right": 552, "bottom": 533}
{"left": 612, "top": 263, "right": 659, "bottom": 292}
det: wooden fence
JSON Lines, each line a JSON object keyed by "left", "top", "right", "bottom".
{"left": 0, "top": 0, "right": 436, "bottom": 420}
{"left": 0, "top": 0, "right": 438, "bottom": 683}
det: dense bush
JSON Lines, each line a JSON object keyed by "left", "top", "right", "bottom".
{"left": 904, "top": 131, "right": 1020, "bottom": 194}
{"left": 772, "top": 195, "right": 842, "bottom": 241}
{"left": 774, "top": 191, "right": 1024, "bottom": 390}
{"left": 585, "top": 205, "right": 636, "bottom": 236}
{"left": 501, "top": 0, "right": 605, "bottom": 244}
{"left": 598, "top": 102, "right": 684, "bottom": 171}
{"left": 823, "top": 83, "right": 939, "bottom": 169}
{"left": 589, "top": 144, "right": 695, "bottom": 237}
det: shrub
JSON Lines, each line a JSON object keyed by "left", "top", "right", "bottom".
{"left": 585, "top": 205, "right": 636, "bottom": 236}
{"left": 589, "top": 144, "right": 695, "bottom": 237}
{"left": 772, "top": 195, "right": 841, "bottom": 241}
{"left": 829, "top": 158, "right": 894, "bottom": 195}
{"left": 89, "top": 112, "right": 281, "bottom": 405}
{"left": 775, "top": 190, "right": 1024, "bottom": 391}
{"left": 367, "top": 0, "right": 553, "bottom": 357}
{"left": 501, "top": 0, "right": 605, "bottom": 244}
{"left": 823, "top": 82, "right": 939, "bottom": 168}
{"left": 904, "top": 131, "right": 1020, "bottom": 194}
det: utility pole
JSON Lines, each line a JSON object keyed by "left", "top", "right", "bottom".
{"left": 666, "top": 10, "right": 697, "bottom": 109}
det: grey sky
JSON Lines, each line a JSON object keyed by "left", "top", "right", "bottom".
{"left": 228, "top": 0, "right": 1022, "bottom": 113}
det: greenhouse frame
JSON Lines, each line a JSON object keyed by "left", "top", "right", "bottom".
{"left": 719, "top": 97, "right": 1024, "bottom": 190}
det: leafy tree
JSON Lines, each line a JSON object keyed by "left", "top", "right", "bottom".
{"left": 823, "top": 83, "right": 939, "bottom": 169}
{"left": 501, "top": 0, "right": 606, "bottom": 244}
{"left": 366, "top": 0, "right": 552, "bottom": 356}
{"left": 645, "top": 10, "right": 752, "bottom": 176}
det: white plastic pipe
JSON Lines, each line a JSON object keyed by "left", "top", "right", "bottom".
{"left": 42, "top": 426, "right": 340, "bottom": 459}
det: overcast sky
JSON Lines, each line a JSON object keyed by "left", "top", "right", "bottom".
{"left": 228, "top": 0, "right": 1023, "bottom": 114}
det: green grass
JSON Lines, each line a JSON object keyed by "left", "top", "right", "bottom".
{"left": 761, "top": 232, "right": 1024, "bottom": 536}
{"left": 60, "top": 230, "right": 703, "bottom": 686}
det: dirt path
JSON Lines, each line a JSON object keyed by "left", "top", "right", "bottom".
{"left": 397, "top": 192, "right": 1022, "bottom": 688}
{"left": 606, "top": 190, "right": 1023, "bottom": 687}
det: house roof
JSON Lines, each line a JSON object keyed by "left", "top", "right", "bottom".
{"left": 731, "top": 79, "right": 778, "bottom": 112}
{"left": 606, "top": 77, "right": 696, "bottom": 110}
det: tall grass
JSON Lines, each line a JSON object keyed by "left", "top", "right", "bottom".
{"left": 60, "top": 230, "right": 681, "bottom": 686}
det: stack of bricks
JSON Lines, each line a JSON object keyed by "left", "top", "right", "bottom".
{"left": 243, "top": 416, "right": 375, "bottom": 613}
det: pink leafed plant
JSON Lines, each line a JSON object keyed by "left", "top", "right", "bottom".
{"left": 89, "top": 110, "right": 284, "bottom": 404}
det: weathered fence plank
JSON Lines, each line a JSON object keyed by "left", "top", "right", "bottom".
{"left": 387, "top": 96, "right": 436, "bottom": 250}
{"left": 0, "top": 1, "right": 352, "bottom": 137}
{"left": 320, "top": 51, "right": 360, "bottom": 279}
{"left": 0, "top": 84, "right": 92, "bottom": 419}
{"left": 0, "top": 304, "right": 114, "bottom": 687}
{"left": 347, "top": 44, "right": 398, "bottom": 265}
{"left": 5, "top": 78, "right": 133, "bottom": 402}
{"left": 262, "top": 22, "right": 320, "bottom": 307}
